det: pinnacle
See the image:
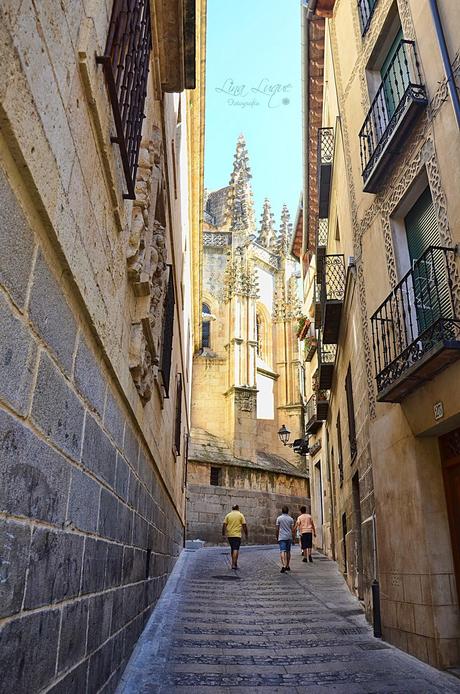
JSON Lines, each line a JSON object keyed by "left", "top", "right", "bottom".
{"left": 258, "top": 198, "right": 277, "bottom": 249}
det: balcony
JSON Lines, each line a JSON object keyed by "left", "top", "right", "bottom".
{"left": 316, "top": 218, "right": 328, "bottom": 280}
{"left": 304, "top": 322, "right": 317, "bottom": 362}
{"left": 359, "top": 40, "right": 427, "bottom": 194}
{"left": 318, "top": 340, "right": 337, "bottom": 390}
{"left": 305, "top": 392, "right": 329, "bottom": 434}
{"left": 315, "top": 279, "right": 322, "bottom": 326}
{"left": 371, "top": 246, "right": 460, "bottom": 403}
{"left": 321, "top": 255, "right": 345, "bottom": 344}
{"left": 318, "top": 128, "right": 334, "bottom": 217}
{"left": 358, "top": 0, "right": 378, "bottom": 36}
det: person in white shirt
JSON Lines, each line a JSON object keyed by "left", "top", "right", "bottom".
{"left": 276, "top": 506, "right": 295, "bottom": 573}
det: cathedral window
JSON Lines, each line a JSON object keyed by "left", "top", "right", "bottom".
{"left": 202, "top": 303, "right": 211, "bottom": 348}
{"left": 256, "top": 312, "right": 264, "bottom": 359}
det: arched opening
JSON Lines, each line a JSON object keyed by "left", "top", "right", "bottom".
{"left": 256, "top": 311, "right": 264, "bottom": 359}
{"left": 202, "top": 303, "right": 211, "bottom": 348}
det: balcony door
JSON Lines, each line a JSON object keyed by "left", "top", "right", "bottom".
{"left": 381, "top": 29, "right": 405, "bottom": 122}
{"left": 404, "top": 186, "right": 446, "bottom": 334}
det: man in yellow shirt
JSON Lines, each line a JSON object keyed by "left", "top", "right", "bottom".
{"left": 222, "top": 505, "right": 248, "bottom": 570}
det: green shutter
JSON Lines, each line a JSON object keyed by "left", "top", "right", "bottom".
{"left": 381, "top": 29, "right": 406, "bottom": 119}
{"left": 404, "top": 187, "right": 451, "bottom": 332}
{"left": 404, "top": 186, "right": 440, "bottom": 262}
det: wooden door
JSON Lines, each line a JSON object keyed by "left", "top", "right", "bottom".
{"left": 439, "top": 428, "right": 460, "bottom": 604}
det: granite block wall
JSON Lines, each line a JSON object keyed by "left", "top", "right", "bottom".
{"left": 0, "top": 167, "right": 183, "bottom": 694}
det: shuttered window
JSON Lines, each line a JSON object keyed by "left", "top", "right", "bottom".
{"left": 404, "top": 187, "right": 450, "bottom": 333}
{"left": 336, "top": 413, "right": 344, "bottom": 487}
{"left": 404, "top": 186, "right": 439, "bottom": 263}
{"left": 345, "top": 365, "right": 357, "bottom": 462}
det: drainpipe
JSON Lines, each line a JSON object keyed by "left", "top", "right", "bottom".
{"left": 428, "top": 0, "right": 460, "bottom": 130}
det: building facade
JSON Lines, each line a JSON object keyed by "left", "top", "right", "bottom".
{"left": 0, "top": 1, "right": 205, "bottom": 692}
{"left": 187, "top": 136, "right": 309, "bottom": 542}
{"left": 297, "top": 0, "right": 460, "bottom": 671}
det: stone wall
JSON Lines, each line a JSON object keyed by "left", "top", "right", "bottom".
{"left": 0, "top": 1, "right": 197, "bottom": 691}
{"left": 187, "top": 484, "right": 310, "bottom": 545}
{"left": 0, "top": 163, "right": 183, "bottom": 693}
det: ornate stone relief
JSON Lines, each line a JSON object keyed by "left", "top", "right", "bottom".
{"left": 127, "top": 129, "right": 169, "bottom": 404}
{"left": 234, "top": 387, "right": 257, "bottom": 412}
{"left": 223, "top": 253, "right": 259, "bottom": 301}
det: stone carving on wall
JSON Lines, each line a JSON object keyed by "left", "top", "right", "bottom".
{"left": 258, "top": 198, "right": 277, "bottom": 249}
{"left": 223, "top": 252, "right": 259, "bottom": 301}
{"left": 272, "top": 273, "right": 287, "bottom": 323}
{"left": 234, "top": 387, "right": 256, "bottom": 412}
{"left": 127, "top": 129, "right": 169, "bottom": 404}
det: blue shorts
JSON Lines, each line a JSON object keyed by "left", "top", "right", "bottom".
{"left": 278, "top": 539, "right": 292, "bottom": 552}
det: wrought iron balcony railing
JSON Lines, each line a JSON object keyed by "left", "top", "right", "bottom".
{"left": 358, "top": 0, "right": 378, "bottom": 36}
{"left": 318, "top": 128, "right": 334, "bottom": 217}
{"left": 316, "top": 218, "right": 328, "bottom": 280}
{"left": 318, "top": 340, "right": 337, "bottom": 390}
{"left": 359, "top": 40, "right": 427, "bottom": 193}
{"left": 97, "top": 0, "right": 152, "bottom": 199}
{"left": 321, "top": 255, "right": 346, "bottom": 344}
{"left": 314, "top": 279, "right": 322, "bottom": 326}
{"left": 305, "top": 391, "right": 329, "bottom": 435}
{"left": 371, "top": 246, "right": 460, "bottom": 402}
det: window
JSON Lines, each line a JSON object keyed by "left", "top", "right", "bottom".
{"left": 202, "top": 303, "right": 211, "bottom": 348}
{"left": 210, "top": 467, "right": 221, "bottom": 486}
{"left": 345, "top": 366, "right": 357, "bottom": 461}
{"left": 342, "top": 512, "right": 348, "bottom": 574}
{"left": 256, "top": 312, "right": 264, "bottom": 358}
{"left": 160, "top": 268, "right": 175, "bottom": 398}
{"left": 174, "top": 373, "right": 182, "bottom": 455}
{"left": 96, "top": 0, "right": 152, "bottom": 199}
{"left": 336, "top": 413, "right": 344, "bottom": 486}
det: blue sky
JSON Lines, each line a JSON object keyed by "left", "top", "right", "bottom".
{"left": 204, "top": 0, "right": 302, "bottom": 228}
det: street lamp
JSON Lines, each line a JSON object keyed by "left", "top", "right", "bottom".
{"left": 278, "top": 424, "right": 291, "bottom": 446}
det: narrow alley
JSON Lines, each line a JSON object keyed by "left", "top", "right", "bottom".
{"left": 119, "top": 547, "right": 460, "bottom": 693}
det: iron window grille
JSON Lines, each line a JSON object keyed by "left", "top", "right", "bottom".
{"left": 320, "top": 255, "right": 346, "bottom": 304}
{"left": 318, "top": 127, "right": 334, "bottom": 166}
{"left": 358, "top": 0, "right": 378, "bottom": 36}
{"left": 160, "top": 267, "right": 175, "bottom": 398}
{"left": 359, "top": 40, "right": 427, "bottom": 186}
{"left": 97, "top": 0, "right": 152, "bottom": 200}
{"left": 210, "top": 467, "right": 221, "bottom": 486}
{"left": 371, "top": 246, "right": 460, "bottom": 395}
{"left": 317, "top": 218, "right": 328, "bottom": 249}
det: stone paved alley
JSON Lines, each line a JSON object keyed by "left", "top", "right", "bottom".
{"left": 118, "top": 547, "right": 460, "bottom": 693}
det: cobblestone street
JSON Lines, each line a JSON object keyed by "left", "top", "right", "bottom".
{"left": 118, "top": 546, "right": 460, "bottom": 693}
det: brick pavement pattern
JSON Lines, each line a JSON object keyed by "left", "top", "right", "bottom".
{"left": 118, "top": 546, "right": 460, "bottom": 693}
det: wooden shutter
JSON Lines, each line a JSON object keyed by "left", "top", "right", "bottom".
{"left": 404, "top": 187, "right": 450, "bottom": 332}
{"left": 404, "top": 186, "right": 439, "bottom": 263}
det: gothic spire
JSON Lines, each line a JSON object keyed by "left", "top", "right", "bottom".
{"left": 226, "top": 134, "right": 255, "bottom": 233}
{"left": 277, "top": 204, "right": 292, "bottom": 256}
{"left": 258, "top": 198, "right": 276, "bottom": 249}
